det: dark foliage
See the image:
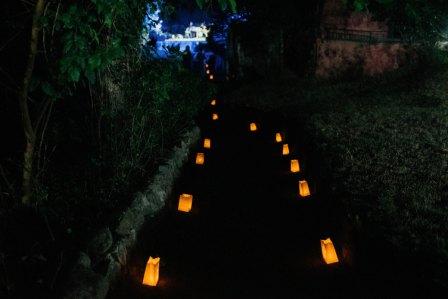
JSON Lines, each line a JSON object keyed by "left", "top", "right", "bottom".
{"left": 0, "top": 0, "right": 213, "bottom": 297}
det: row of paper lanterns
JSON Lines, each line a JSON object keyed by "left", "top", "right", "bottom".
{"left": 250, "top": 122, "right": 312, "bottom": 197}
{"left": 206, "top": 63, "right": 214, "bottom": 81}
{"left": 140, "top": 239, "right": 342, "bottom": 287}
{"left": 142, "top": 241, "right": 339, "bottom": 286}
{"left": 249, "top": 120, "right": 339, "bottom": 265}
{"left": 143, "top": 98, "right": 338, "bottom": 287}
{"left": 142, "top": 98, "right": 218, "bottom": 286}
{"left": 193, "top": 100, "right": 217, "bottom": 168}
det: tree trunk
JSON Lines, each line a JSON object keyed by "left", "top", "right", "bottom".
{"left": 19, "top": 0, "right": 45, "bottom": 205}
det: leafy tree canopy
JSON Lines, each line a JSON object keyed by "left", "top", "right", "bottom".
{"left": 195, "top": 0, "right": 237, "bottom": 12}
{"left": 345, "top": 0, "right": 448, "bottom": 42}
{"left": 36, "top": 0, "right": 235, "bottom": 98}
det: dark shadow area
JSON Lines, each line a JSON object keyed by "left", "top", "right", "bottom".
{"left": 227, "top": 0, "right": 324, "bottom": 79}
{"left": 108, "top": 97, "right": 441, "bottom": 298}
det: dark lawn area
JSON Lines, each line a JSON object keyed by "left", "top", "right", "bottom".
{"left": 225, "top": 68, "right": 448, "bottom": 288}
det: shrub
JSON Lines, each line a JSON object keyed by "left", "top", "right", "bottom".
{"left": 102, "top": 58, "right": 213, "bottom": 208}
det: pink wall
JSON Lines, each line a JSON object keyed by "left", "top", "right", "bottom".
{"left": 316, "top": 0, "right": 411, "bottom": 78}
{"left": 316, "top": 40, "right": 409, "bottom": 78}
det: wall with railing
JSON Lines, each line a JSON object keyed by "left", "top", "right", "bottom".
{"left": 321, "top": 27, "right": 401, "bottom": 44}
{"left": 315, "top": 36, "right": 409, "bottom": 78}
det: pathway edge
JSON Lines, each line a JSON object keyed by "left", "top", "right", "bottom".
{"left": 63, "top": 126, "right": 201, "bottom": 299}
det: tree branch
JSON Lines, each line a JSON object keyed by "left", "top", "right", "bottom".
{"left": 19, "top": 0, "right": 46, "bottom": 205}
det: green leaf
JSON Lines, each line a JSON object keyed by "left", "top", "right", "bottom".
{"left": 88, "top": 55, "right": 102, "bottom": 69}
{"left": 104, "top": 14, "right": 113, "bottom": 28}
{"left": 228, "top": 0, "right": 237, "bottom": 12}
{"left": 377, "top": 0, "right": 394, "bottom": 7}
{"left": 42, "top": 82, "right": 57, "bottom": 97}
{"left": 405, "top": 3, "right": 418, "bottom": 19}
{"left": 85, "top": 68, "right": 96, "bottom": 83}
{"left": 354, "top": 0, "right": 366, "bottom": 11}
{"left": 68, "top": 67, "right": 80, "bottom": 82}
{"left": 59, "top": 57, "right": 71, "bottom": 73}
{"left": 218, "top": 0, "right": 228, "bottom": 10}
{"left": 196, "top": 0, "right": 206, "bottom": 9}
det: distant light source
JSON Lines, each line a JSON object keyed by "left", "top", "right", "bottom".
{"left": 321, "top": 238, "right": 339, "bottom": 264}
{"left": 290, "top": 159, "right": 300, "bottom": 173}
{"left": 275, "top": 133, "right": 283, "bottom": 143}
{"left": 212, "top": 113, "right": 219, "bottom": 120}
{"left": 206, "top": 69, "right": 210, "bottom": 74}
{"left": 250, "top": 122, "right": 258, "bottom": 132}
{"left": 142, "top": 257, "right": 160, "bottom": 286}
{"left": 209, "top": 75, "right": 214, "bottom": 80}
{"left": 282, "top": 144, "right": 290, "bottom": 156}
{"left": 203, "top": 138, "right": 211, "bottom": 149}
{"left": 195, "top": 153, "right": 205, "bottom": 165}
{"left": 298, "top": 180, "right": 311, "bottom": 197}
{"left": 178, "top": 194, "right": 193, "bottom": 212}
{"left": 210, "top": 99, "right": 217, "bottom": 106}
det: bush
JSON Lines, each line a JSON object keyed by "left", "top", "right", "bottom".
{"left": 0, "top": 1, "right": 214, "bottom": 296}
{"left": 38, "top": 57, "right": 213, "bottom": 232}
{"left": 0, "top": 51, "right": 212, "bottom": 299}
{"left": 102, "top": 58, "right": 213, "bottom": 208}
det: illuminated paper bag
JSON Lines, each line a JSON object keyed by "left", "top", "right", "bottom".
{"left": 142, "top": 256, "right": 160, "bottom": 286}
{"left": 290, "top": 159, "right": 300, "bottom": 173}
{"left": 321, "top": 238, "right": 339, "bottom": 264}
{"left": 178, "top": 194, "right": 193, "bottom": 213}
{"left": 298, "top": 180, "right": 310, "bottom": 197}
{"left": 250, "top": 123, "right": 258, "bottom": 132}
{"left": 282, "top": 144, "right": 290, "bottom": 155}
{"left": 275, "top": 133, "right": 283, "bottom": 143}
{"left": 203, "top": 138, "right": 211, "bottom": 149}
{"left": 195, "top": 153, "right": 205, "bottom": 165}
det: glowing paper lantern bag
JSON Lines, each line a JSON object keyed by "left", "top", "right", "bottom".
{"left": 275, "top": 133, "right": 283, "bottom": 143}
{"left": 195, "top": 153, "right": 205, "bottom": 165}
{"left": 142, "top": 256, "right": 160, "bottom": 286}
{"left": 203, "top": 138, "right": 211, "bottom": 149}
{"left": 298, "top": 180, "right": 311, "bottom": 197}
{"left": 282, "top": 144, "right": 290, "bottom": 155}
{"left": 250, "top": 123, "right": 257, "bottom": 132}
{"left": 290, "top": 159, "right": 300, "bottom": 173}
{"left": 178, "top": 194, "right": 193, "bottom": 213}
{"left": 321, "top": 238, "right": 339, "bottom": 264}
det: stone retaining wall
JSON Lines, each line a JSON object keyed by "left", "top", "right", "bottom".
{"left": 63, "top": 127, "right": 200, "bottom": 299}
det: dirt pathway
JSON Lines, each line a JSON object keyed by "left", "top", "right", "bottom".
{"left": 107, "top": 101, "right": 365, "bottom": 298}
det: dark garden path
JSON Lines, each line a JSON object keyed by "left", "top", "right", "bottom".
{"left": 107, "top": 100, "right": 409, "bottom": 298}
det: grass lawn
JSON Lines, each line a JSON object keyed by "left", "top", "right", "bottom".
{"left": 226, "top": 66, "right": 448, "bottom": 287}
